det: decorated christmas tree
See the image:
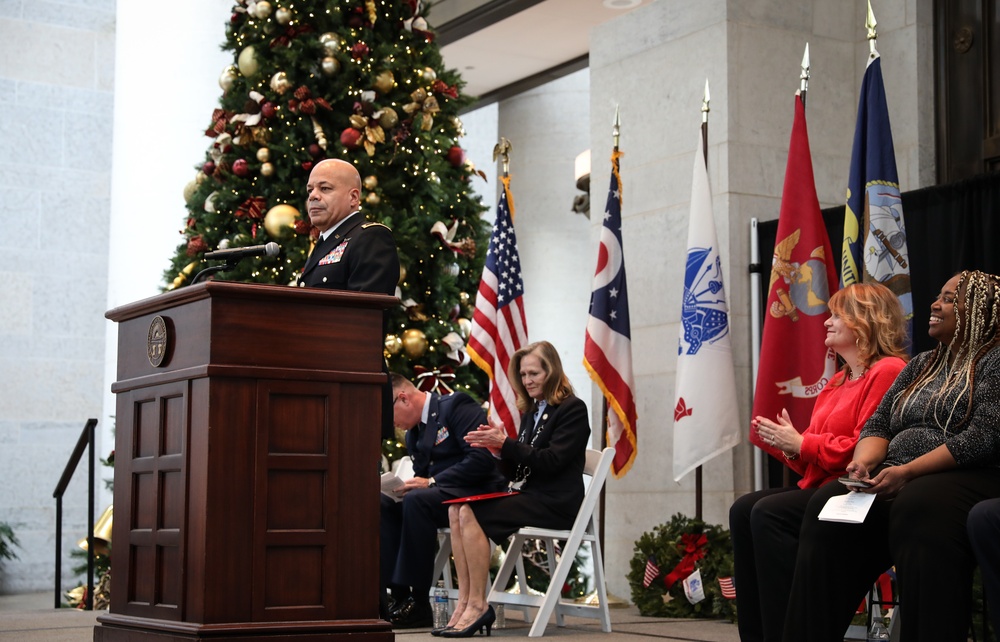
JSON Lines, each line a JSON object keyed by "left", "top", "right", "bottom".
{"left": 163, "top": 0, "right": 490, "bottom": 417}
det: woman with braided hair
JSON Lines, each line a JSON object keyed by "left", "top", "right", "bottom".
{"left": 783, "top": 270, "right": 1000, "bottom": 642}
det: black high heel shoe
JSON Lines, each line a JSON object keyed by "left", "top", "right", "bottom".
{"left": 440, "top": 605, "right": 495, "bottom": 637}
{"left": 430, "top": 625, "right": 454, "bottom": 636}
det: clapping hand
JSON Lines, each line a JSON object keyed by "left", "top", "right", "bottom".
{"left": 752, "top": 409, "right": 803, "bottom": 457}
{"left": 465, "top": 418, "right": 507, "bottom": 455}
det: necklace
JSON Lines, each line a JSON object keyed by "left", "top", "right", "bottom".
{"left": 847, "top": 366, "right": 867, "bottom": 381}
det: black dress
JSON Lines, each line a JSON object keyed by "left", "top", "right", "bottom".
{"left": 471, "top": 395, "right": 590, "bottom": 543}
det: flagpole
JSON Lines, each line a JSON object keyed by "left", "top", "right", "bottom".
{"left": 867, "top": 0, "right": 879, "bottom": 59}
{"left": 799, "top": 43, "right": 810, "bottom": 107}
{"left": 749, "top": 218, "right": 764, "bottom": 491}
{"left": 695, "top": 80, "right": 710, "bottom": 522}
{"left": 598, "top": 105, "right": 619, "bottom": 555}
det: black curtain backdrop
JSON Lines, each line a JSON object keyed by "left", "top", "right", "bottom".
{"left": 755, "top": 171, "right": 1000, "bottom": 486}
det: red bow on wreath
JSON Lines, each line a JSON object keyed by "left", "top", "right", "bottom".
{"left": 413, "top": 365, "right": 456, "bottom": 395}
{"left": 663, "top": 533, "right": 708, "bottom": 590}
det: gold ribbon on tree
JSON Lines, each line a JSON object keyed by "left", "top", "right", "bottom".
{"left": 402, "top": 87, "right": 440, "bottom": 131}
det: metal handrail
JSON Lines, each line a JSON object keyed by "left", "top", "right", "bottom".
{"left": 52, "top": 418, "right": 97, "bottom": 610}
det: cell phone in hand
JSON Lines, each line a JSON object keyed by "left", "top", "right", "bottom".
{"left": 838, "top": 476, "right": 873, "bottom": 488}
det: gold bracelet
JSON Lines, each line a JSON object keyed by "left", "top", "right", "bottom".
{"left": 782, "top": 451, "right": 799, "bottom": 460}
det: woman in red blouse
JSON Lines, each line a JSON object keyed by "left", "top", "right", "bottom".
{"left": 730, "top": 282, "right": 908, "bottom": 642}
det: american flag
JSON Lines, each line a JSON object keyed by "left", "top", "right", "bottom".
{"left": 642, "top": 555, "right": 660, "bottom": 588}
{"left": 468, "top": 175, "right": 528, "bottom": 437}
{"left": 718, "top": 576, "right": 736, "bottom": 599}
{"left": 583, "top": 150, "right": 638, "bottom": 477}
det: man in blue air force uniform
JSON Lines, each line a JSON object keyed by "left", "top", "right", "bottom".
{"left": 381, "top": 373, "right": 505, "bottom": 628}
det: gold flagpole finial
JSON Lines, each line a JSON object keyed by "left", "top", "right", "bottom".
{"left": 866, "top": 0, "right": 878, "bottom": 58}
{"left": 702, "top": 79, "right": 710, "bottom": 124}
{"left": 612, "top": 105, "right": 621, "bottom": 151}
{"left": 492, "top": 137, "right": 512, "bottom": 176}
{"left": 800, "top": 42, "right": 811, "bottom": 100}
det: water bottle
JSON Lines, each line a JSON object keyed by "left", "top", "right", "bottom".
{"left": 867, "top": 615, "right": 890, "bottom": 640}
{"left": 433, "top": 581, "right": 449, "bottom": 629}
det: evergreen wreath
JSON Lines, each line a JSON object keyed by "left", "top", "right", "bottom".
{"left": 627, "top": 513, "right": 736, "bottom": 621}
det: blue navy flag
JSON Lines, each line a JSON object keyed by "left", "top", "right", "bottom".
{"left": 841, "top": 53, "right": 912, "bottom": 319}
{"left": 584, "top": 150, "right": 637, "bottom": 477}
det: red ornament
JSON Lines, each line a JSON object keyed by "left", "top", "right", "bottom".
{"left": 340, "top": 127, "right": 363, "bottom": 149}
{"left": 261, "top": 101, "right": 276, "bottom": 118}
{"left": 202, "top": 161, "right": 216, "bottom": 175}
{"left": 301, "top": 161, "right": 313, "bottom": 172}
{"left": 308, "top": 144, "right": 324, "bottom": 159}
{"left": 232, "top": 158, "right": 250, "bottom": 177}
{"left": 351, "top": 42, "right": 370, "bottom": 60}
{"left": 446, "top": 146, "right": 465, "bottom": 167}
{"left": 186, "top": 235, "right": 208, "bottom": 257}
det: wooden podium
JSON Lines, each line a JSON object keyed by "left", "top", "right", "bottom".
{"left": 95, "top": 282, "right": 395, "bottom": 642}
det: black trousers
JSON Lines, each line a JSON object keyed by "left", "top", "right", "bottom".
{"left": 730, "top": 485, "right": 820, "bottom": 642}
{"left": 968, "top": 497, "right": 1000, "bottom": 631}
{"left": 783, "top": 468, "right": 1000, "bottom": 642}
{"left": 380, "top": 487, "right": 453, "bottom": 596}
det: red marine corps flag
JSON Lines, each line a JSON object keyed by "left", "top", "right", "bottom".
{"left": 751, "top": 92, "right": 838, "bottom": 456}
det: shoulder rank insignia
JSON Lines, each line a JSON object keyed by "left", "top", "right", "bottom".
{"left": 362, "top": 222, "right": 392, "bottom": 231}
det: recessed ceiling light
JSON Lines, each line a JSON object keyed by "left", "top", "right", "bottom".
{"left": 603, "top": 0, "right": 641, "bottom": 9}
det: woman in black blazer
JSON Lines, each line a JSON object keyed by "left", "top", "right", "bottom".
{"left": 438, "top": 341, "right": 590, "bottom": 638}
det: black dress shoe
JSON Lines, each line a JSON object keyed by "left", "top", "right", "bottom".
{"left": 389, "top": 597, "right": 434, "bottom": 629}
{"left": 379, "top": 592, "right": 397, "bottom": 620}
{"left": 440, "top": 605, "right": 495, "bottom": 637}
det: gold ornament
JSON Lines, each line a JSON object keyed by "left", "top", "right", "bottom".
{"left": 363, "top": 175, "right": 378, "bottom": 190}
{"left": 378, "top": 107, "right": 398, "bottom": 130}
{"left": 384, "top": 334, "right": 402, "bottom": 356}
{"left": 183, "top": 179, "right": 199, "bottom": 205}
{"left": 319, "top": 32, "right": 341, "bottom": 55}
{"left": 169, "top": 261, "right": 200, "bottom": 290}
{"left": 321, "top": 56, "right": 340, "bottom": 77}
{"left": 219, "top": 65, "right": 238, "bottom": 92}
{"left": 255, "top": 0, "right": 272, "bottom": 18}
{"left": 457, "top": 318, "right": 472, "bottom": 339}
{"left": 270, "top": 71, "right": 291, "bottom": 95}
{"left": 374, "top": 70, "right": 395, "bottom": 94}
{"left": 275, "top": 6, "right": 292, "bottom": 24}
{"left": 459, "top": 291, "right": 470, "bottom": 306}
{"left": 401, "top": 329, "right": 428, "bottom": 359}
{"left": 237, "top": 46, "right": 260, "bottom": 77}
{"left": 264, "top": 204, "right": 300, "bottom": 238}
{"left": 256, "top": 147, "right": 271, "bottom": 162}
{"left": 398, "top": 263, "right": 407, "bottom": 285}
{"left": 421, "top": 67, "right": 437, "bottom": 82}
{"left": 260, "top": 162, "right": 275, "bottom": 177}
{"left": 365, "top": 192, "right": 381, "bottom": 206}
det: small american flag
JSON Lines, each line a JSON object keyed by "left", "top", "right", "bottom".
{"left": 718, "top": 576, "right": 736, "bottom": 600}
{"left": 642, "top": 556, "right": 660, "bottom": 588}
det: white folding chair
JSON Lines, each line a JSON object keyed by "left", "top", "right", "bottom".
{"left": 487, "top": 447, "right": 615, "bottom": 637}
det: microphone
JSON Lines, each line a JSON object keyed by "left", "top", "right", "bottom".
{"left": 204, "top": 242, "right": 280, "bottom": 262}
